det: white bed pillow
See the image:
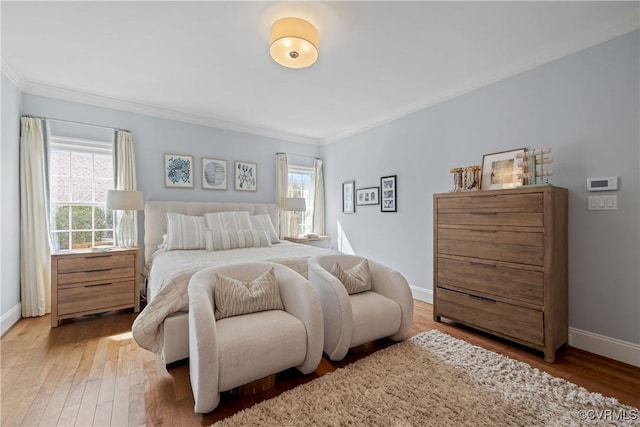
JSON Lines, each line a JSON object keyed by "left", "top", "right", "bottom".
{"left": 204, "top": 211, "right": 251, "bottom": 231}
{"left": 165, "top": 213, "right": 206, "bottom": 250}
{"left": 205, "top": 229, "right": 272, "bottom": 252}
{"left": 249, "top": 214, "right": 280, "bottom": 243}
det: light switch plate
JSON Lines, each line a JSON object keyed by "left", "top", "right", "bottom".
{"left": 587, "top": 195, "right": 617, "bottom": 210}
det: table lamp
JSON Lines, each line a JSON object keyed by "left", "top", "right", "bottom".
{"left": 106, "top": 190, "right": 144, "bottom": 248}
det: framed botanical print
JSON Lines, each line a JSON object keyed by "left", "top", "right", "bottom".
{"left": 164, "top": 154, "right": 194, "bottom": 188}
{"left": 235, "top": 161, "right": 257, "bottom": 191}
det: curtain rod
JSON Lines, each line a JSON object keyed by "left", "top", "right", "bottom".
{"left": 24, "top": 115, "right": 130, "bottom": 133}
{"left": 276, "top": 152, "right": 320, "bottom": 160}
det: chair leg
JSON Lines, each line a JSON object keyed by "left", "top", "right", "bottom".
{"left": 350, "top": 341, "right": 376, "bottom": 354}
{"left": 229, "top": 374, "right": 277, "bottom": 395}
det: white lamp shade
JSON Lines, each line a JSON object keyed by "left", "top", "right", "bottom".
{"left": 106, "top": 190, "right": 144, "bottom": 211}
{"left": 284, "top": 197, "right": 306, "bottom": 212}
{"left": 270, "top": 17, "right": 319, "bottom": 69}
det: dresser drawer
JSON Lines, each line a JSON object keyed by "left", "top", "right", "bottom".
{"left": 436, "top": 257, "right": 543, "bottom": 306}
{"left": 437, "top": 212, "right": 543, "bottom": 227}
{"left": 438, "top": 227, "right": 542, "bottom": 247}
{"left": 57, "top": 253, "right": 134, "bottom": 274}
{"left": 58, "top": 280, "right": 135, "bottom": 316}
{"left": 436, "top": 288, "right": 543, "bottom": 346}
{"left": 438, "top": 239, "right": 543, "bottom": 266}
{"left": 437, "top": 193, "right": 542, "bottom": 213}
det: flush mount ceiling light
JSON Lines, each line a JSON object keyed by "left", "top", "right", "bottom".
{"left": 270, "top": 17, "right": 319, "bottom": 69}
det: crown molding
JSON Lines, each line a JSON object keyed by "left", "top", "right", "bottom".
{"left": 321, "top": 16, "right": 640, "bottom": 145}
{"left": 21, "top": 81, "right": 323, "bottom": 146}
{"left": 1, "top": 59, "right": 27, "bottom": 90}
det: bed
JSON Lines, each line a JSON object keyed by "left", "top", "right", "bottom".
{"left": 132, "top": 201, "right": 336, "bottom": 364}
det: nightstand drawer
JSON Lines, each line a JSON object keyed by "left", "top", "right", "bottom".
{"left": 57, "top": 253, "right": 134, "bottom": 274}
{"left": 57, "top": 267, "right": 135, "bottom": 287}
{"left": 58, "top": 280, "right": 135, "bottom": 316}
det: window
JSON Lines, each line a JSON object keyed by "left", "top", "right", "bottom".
{"left": 288, "top": 166, "right": 314, "bottom": 236}
{"left": 48, "top": 136, "right": 114, "bottom": 250}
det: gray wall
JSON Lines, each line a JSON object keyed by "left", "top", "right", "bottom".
{"left": 1, "top": 73, "right": 22, "bottom": 321}
{"left": 321, "top": 31, "right": 640, "bottom": 345}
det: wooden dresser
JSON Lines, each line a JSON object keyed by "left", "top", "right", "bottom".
{"left": 433, "top": 186, "right": 567, "bottom": 362}
{"left": 51, "top": 247, "right": 140, "bottom": 327}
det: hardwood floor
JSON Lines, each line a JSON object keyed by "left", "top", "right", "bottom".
{"left": 1, "top": 301, "right": 638, "bottom": 426}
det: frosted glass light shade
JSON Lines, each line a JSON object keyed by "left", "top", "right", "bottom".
{"left": 270, "top": 17, "right": 319, "bottom": 69}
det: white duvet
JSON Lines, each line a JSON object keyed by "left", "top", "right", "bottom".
{"left": 132, "top": 241, "right": 335, "bottom": 354}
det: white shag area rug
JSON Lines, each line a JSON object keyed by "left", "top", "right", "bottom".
{"left": 213, "top": 330, "right": 640, "bottom": 427}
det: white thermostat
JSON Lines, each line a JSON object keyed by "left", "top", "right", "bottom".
{"left": 587, "top": 176, "right": 618, "bottom": 192}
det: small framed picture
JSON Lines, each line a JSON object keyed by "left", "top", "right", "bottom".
{"left": 481, "top": 148, "right": 526, "bottom": 190}
{"left": 235, "top": 161, "right": 257, "bottom": 191}
{"left": 342, "top": 180, "right": 355, "bottom": 214}
{"left": 164, "top": 154, "right": 194, "bottom": 188}
{"left": 356, "top": 187, "right": 380, "bottom": 206}
{"left": 380, "top": 175, "right": 397, "bottom": 212}
{"left": 202, "top": 158, "right": 227, "bottom": 190}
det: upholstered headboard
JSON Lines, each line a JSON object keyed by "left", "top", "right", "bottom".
{"left": 144, "top": 201, "right": 280, "bottom": 263}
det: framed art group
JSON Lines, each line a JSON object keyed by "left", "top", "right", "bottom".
{"left": 343, "top": 175, "right": 397, "bottom": 213}
{"left": 164, "top": 154, "right": 257, "bottom": 192}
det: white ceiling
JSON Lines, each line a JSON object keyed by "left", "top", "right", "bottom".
{"left": 2, "top": 1, "right": 638, "bottom": 145}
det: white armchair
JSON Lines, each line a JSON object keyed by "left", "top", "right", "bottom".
{"left": 308, "top": 254, "right": 413, "bottom": 361}
{"left": 188, "top": 262, "right": 323, "bottom": 413}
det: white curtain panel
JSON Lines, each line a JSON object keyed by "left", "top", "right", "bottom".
{"left": 114, "top": 130, "right": 138, "bottom": 246}
{"left": 275, "top": 153, "right": 289, "bottom": 238}
{"left": 19, "top": 117, "right": 52, "bottom": 317}
{"left": 313, "top": 159, "right": 325, "bottom": 235}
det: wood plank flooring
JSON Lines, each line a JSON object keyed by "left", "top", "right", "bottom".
{"left": 1, "top": 301, "right": 638, "bottom": 426}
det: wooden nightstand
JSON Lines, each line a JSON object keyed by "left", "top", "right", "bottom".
{"left": 283, "top": 235, "right": 331, "bottom": 249}
{"left": 51, "top": 247, "right": 140, "bottom": 327}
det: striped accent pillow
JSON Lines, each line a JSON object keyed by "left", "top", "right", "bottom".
{"left": 165, "top": 213, "right": 206, "bottom": 250}
{"left": 205, "top": 229, "right": 272, "bottom": 252}
{"left": 331, "top": 259, "right": 372, "bottom": 294}
{"left": 250, "top": 214, "right": 280, "bottom": 243}
{"left": 204, "top": 211, "right": 251, "bottom": 231}
{"left": 214, "top": 267, "right": 284, "bottom": 320}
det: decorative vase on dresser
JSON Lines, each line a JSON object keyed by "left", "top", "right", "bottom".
{"left": 433, "top": 186, "right": 568, "bottom": 362}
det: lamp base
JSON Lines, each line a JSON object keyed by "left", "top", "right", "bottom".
{"left": 289, "top": 212, "right": 299, "bottom": 238}
{"left": 118, "top": 211, "right": 135, "bottom": 248}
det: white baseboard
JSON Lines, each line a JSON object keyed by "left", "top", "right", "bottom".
{"left": 410, "top": 285, "right": 432, "bottom": 304}
{"left": 569, "top": 327, "right": 640, "bottom": 367}
{"left": 1, "top": 303, "right": 22, "bottom": 336}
